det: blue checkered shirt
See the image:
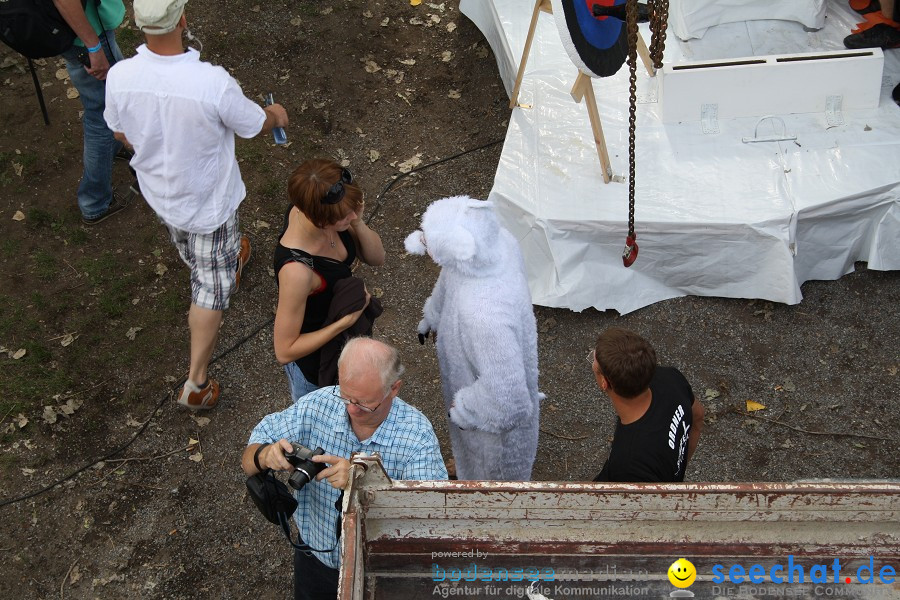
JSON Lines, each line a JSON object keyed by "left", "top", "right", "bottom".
{"left": 248, "top": 385, "right": 447, "bottom": 568}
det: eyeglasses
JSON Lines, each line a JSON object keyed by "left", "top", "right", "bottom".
{"left": 419, "top": 232, "right": 428, "bottom": 249}
{"left": 330, "top": 385, "right": 389, "bottom": 413}
{"left": 586, "top": 349, "right": 595, "bottom": 365}
{"left": 321, "top": 168, "right": 353, "bottom": 205}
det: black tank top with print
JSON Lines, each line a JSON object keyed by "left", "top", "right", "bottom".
{"left": 272, "top": 205, "right": 357, "bottom": 384}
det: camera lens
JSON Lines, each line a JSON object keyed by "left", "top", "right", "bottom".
{"left": 288, "top": 467, "right": 315, "bottom": 490}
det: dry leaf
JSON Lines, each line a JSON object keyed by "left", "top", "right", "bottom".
{"left": 69, "top": 565, "right": 81, "bottom": 585}
{"left": 1, "top": 423, "right": 14, "bottom": 435}
{"left": 290, "top": 16, "right": 302, "bottom": 25}
{"left": 42, "top": 405, "right": 58, "bottom": 424}
{"left": 188, "top": 437, "right": 200, "bottom": 447}
{"left": 15, "top": 414, "right": 28, "bottom": 428}
{"left": 372, "top": 287, "right": 384, "bottom": 298}
{"left": 60, "top": 398, "right": 82, "bottom": 416}
{"left": 399, "top": 59, "right": 416, "bottom": 66}
{"left": 409, "top": 16, "right": 424, "bottom": 25}
{"left": 441, "top": 51, "right": 453, "bottom": 62}
{"left": 22, "top": 467, "right": 36, "bottom": 476}
{"left": 368, "top": 150, "right": 380, "bottom": 162}
{"left": 254, "top": 219, "right": 270, "bottom": 230}
{"left": 125, "top": 326, "right": 142, "bottom": 340}
{"left": 448, "top": 89, "right": 461, "bottom": 99}
{"left": 320, "top": 6, "right": 332, "bottom": 14}
{"left": 12, "top": 348, "right": 26, "bottom": 360}
{"left": 125, "top": 415, "right": 142, "bottom": 427}
{"left": 363, "top": 10, "right": 372, "bottom": 18}
{"left": 12, "top": 210, "right": 25, "bottom": 221}
{"left": 191, "top": 415, "right": 211, "bottom": 428}
{"left": 380, "top": 17, "right": 389, "bottom": 27}
{"left": 446, "top": 22, "right": 457, "bottom": 33}
{"left": 188, "top": 453, "right": 203, "bottom": 462}
{"left": 155, "top": 263, "right": 168, "bottom": 276}
{"left": 430, "top": 14, "right": 441, "bottom": 24}
{"left": 397, "top": 153, "right": 423, "bottom": 173}
{"left": 363, "top": 60, "right": 381, "bottom": 73}
{"left": 746, "top": 400, "right": 766, "bottom": 412}
{"left": 55, "top": 68, "right": 69, "bottom": 80}
{"left": 889, "top": 365, "right": 898, "bottom": 376}
{"left": 410, "top": 0, "right": 422, "bottom": 5}
{"left": 60, "top": 333, "right": 77, "bottom": 347}
{"left": 12, "top": 162, "right": 23, "bottom": 176}
{"left": 704, "top": 388, "right": 720, "bottom": 399}
{"left": 66, "top": 86, "right": 79, "bottom": 99}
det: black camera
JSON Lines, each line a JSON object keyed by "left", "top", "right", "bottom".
{"left": 284, "top": 443, "right": 326, "bottom": 490}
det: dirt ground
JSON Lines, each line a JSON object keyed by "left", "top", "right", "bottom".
{"left": 0, "top": 1, "right": 898, "bottom": 598}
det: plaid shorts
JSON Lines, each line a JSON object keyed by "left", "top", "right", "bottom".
{"left": 166, "top": 212, "right": 240, "bottom": 311}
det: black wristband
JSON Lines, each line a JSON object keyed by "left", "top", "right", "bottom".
{"left": 253, "top": 443, "right": 270, "bottom": 472}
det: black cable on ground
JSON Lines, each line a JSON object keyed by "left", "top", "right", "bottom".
{"left": 367, "top": 138, "right": 504, "bottom": 224}
{"left": 0, "top": 137, "right": 505, "bottom": 509}
{"left": 0, "top": 317, "right": 273, "bottom": 510}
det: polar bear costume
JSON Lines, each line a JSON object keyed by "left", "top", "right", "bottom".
{"left": 404, "top": 196, "right": 542, "bottom": 481}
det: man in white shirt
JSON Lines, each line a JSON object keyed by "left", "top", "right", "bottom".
{"left": 104, "top": 0, "right": 289, "bottom": 410}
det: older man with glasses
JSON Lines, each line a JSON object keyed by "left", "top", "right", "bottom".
{"left": 242, "top": 337, "right": 447, "bottom": 600}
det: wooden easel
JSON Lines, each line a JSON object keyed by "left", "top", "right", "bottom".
{"left": 509, "top": 0, "right": 656, "bottom": 183}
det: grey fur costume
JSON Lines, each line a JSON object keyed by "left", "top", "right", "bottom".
{"left": 405, "top": 196, "right": 542, "bottom": 481}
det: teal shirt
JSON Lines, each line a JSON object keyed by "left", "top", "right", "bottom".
{"left": 74, "top": 0, "right": 126, "bottom": 46}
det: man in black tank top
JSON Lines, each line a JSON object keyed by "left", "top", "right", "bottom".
{"left": 589, "top": 328, "right": 705, "bottom": 482}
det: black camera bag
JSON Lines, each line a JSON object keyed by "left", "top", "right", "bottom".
{"left": 246, "top": 470, "right": 298, "bottom": 525}
{"left": 245, "top": 470, "right": 341, "bottom": 552}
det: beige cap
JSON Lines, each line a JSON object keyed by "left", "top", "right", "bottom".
{"left": 134, "top": 0, "right": 189, "bottom": 35}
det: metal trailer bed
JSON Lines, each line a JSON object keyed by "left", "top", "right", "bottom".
{"left": 336, "top": 455, "right": 899, "bottom": 600}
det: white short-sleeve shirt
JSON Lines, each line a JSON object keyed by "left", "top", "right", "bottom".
{"left": 104, "top": 45, "right": 265, "bottom": 233}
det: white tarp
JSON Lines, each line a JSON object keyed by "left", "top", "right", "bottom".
{"left": 460, "top": 0, "right": 899, "bottom": 314}
{"left": 668, "top": 0, "right": 826, "bottom": 41}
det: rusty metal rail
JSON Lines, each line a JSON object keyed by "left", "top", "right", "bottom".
{"left": 337, "top": 455, "right": 900, "bottom": 600}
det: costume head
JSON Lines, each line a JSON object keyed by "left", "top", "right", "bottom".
{"left": 404, "top": 195, "right": 502, "bottom": 276}
{"left": 288, "top": 159, "right": 364, "bottom": 229}
{"left": 134, "top": 0, "right": 188, "bottom": 34}
{"left": 593, "top": 327, "right": 657, "bottom": 398}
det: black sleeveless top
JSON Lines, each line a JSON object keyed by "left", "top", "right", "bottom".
{"left": 273, "top": 205, "right": 357, "bottom": 384}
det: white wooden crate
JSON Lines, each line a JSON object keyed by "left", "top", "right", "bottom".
{"left": 661, "top": 48, "right": 884, "bottom": 123}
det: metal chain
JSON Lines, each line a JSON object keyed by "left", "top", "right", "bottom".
{"left": 647, "top": 0, "right": 669, "bottom": 69}
{"left": 626, "top": 0, "right": 638, "bottom": 241}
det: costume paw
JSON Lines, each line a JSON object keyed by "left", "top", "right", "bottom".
{"left": 404, "top": 230, "right": 427, "bottom": 255}
{"left": 417, "top": 318, "right": 431, "bottom": 336}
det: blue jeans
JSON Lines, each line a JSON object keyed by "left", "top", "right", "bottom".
{"left": 61, "top": 31, "right": 125, "bottom": 219}
{"left": 284, "top": 361, "right": 319, "bottom": 402}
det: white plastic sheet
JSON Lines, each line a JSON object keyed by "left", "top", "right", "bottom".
{"left": 460, "top": 0, "right": 899, "bottom": 314}
{"left": 668, "top": 0, "right": 826, "bottom": 41}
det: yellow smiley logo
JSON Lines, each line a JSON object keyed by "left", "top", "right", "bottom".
{"left": 667, "top": 558, "right": 697, "bottom": 588}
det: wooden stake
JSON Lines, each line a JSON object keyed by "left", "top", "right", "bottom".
{"left": 571, "top": 71, "right": 612, "bottom": 183}
{"left": 636, "top": 30, "right": 655, "bottom": 76}
{"left": 509, "top": 0, "right": 552, "bottom": 108}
